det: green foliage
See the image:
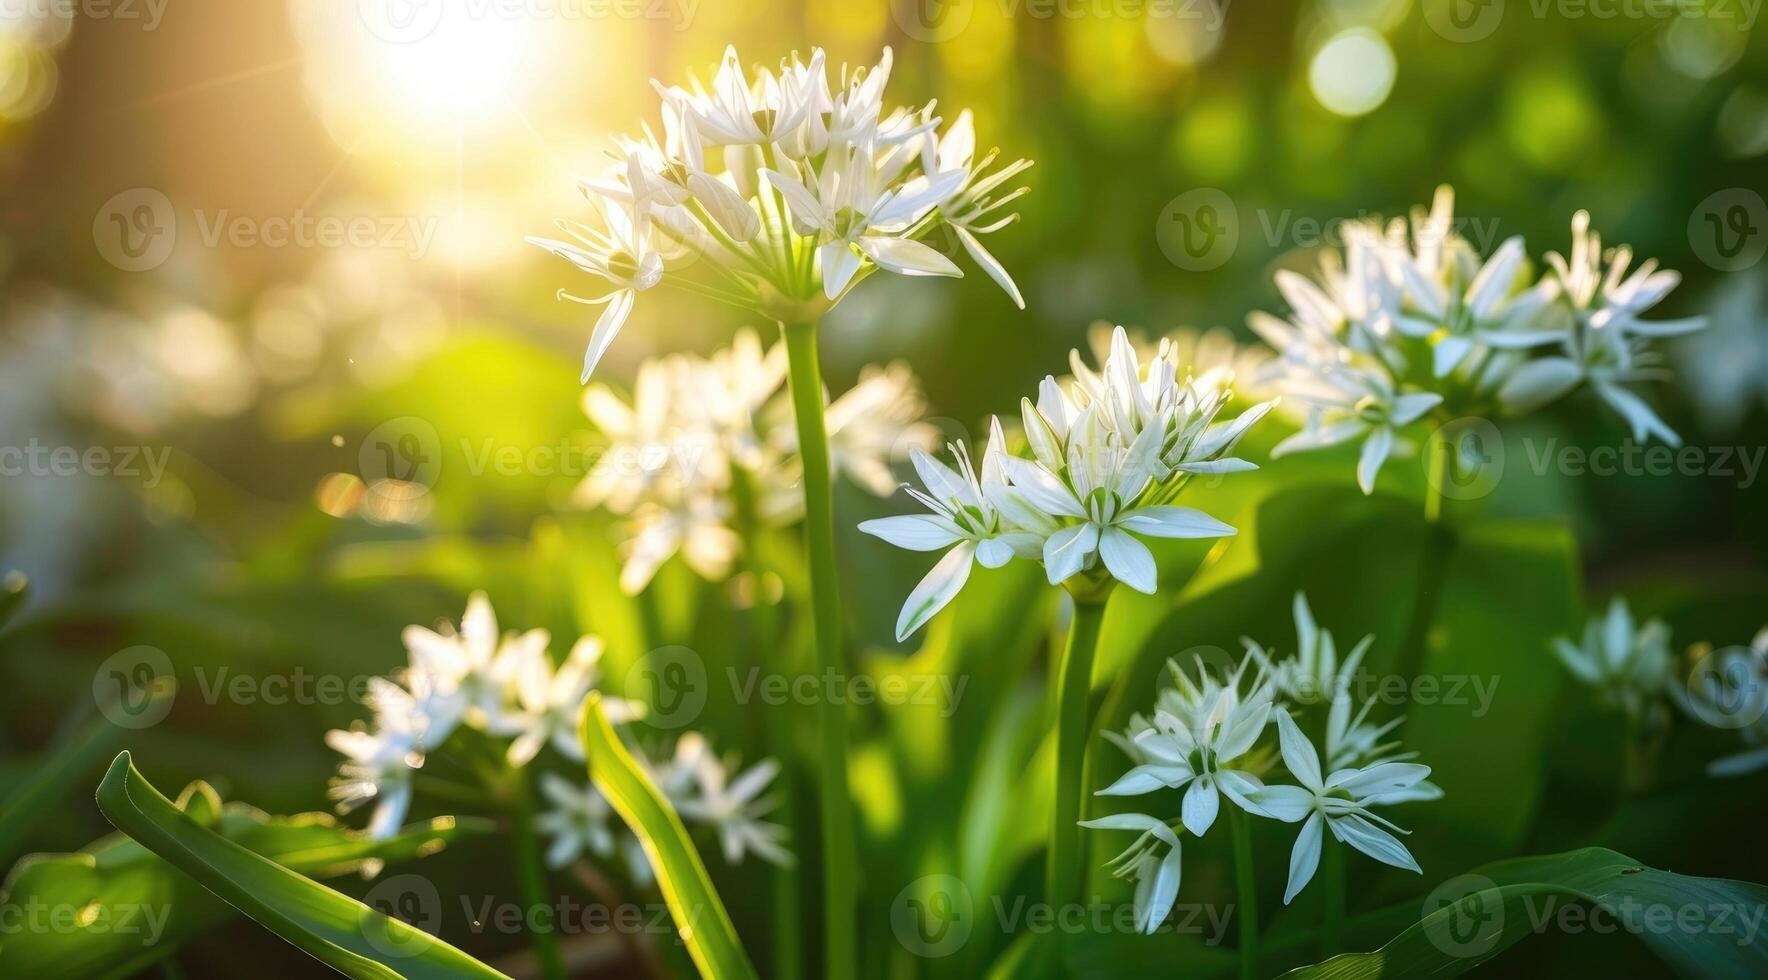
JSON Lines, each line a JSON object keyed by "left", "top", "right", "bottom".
{"left": 578, "top": 695, "right": 758, "bottom": 980}
{"left": 1283, "top": 848, "right": 1768, "bottom": 980}
{"left": 89, "top": 753, "right": 505, "bottom": 980}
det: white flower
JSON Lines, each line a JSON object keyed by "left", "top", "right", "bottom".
{"left": 536, "top": 45, "right": 1030, "bottom": 381}
{"left": 863, "top": 326, "right": 1265, "bottom": 631}
{"left": 668, "top": 734, "right": 793, "bottom": 867}
{"left": 823, "top": 362, "right": 939, "bottom": 495}
{"left": 534, "top": 773, "right": 618, "bottom": 869}
{"left": 1096, "top": 662, "right": 1275, "bottom": 837}
{"left": 528, "top": 190, "right": 670, "bottom": 383}
{"left": 576, "top": 335, "right": 936, "bottom": 593}
{"left": 859, "top": 419, "right": 1036, "bottom": 640}
{"left": 399, "top": 592, "right": 547, "bottom": 741}
{"left": 1253, "top": 710, "right": 1430, "bottom": 904}
{"left": 1552, "top": 597, "right": 1674, "bottom": 727}
{"left": 1253, "top": 187, "right": 1703, "bottom": 493}
{"left": 324, "top": 717, "right": 420, "bottom": 840}
{"left": 495, "top": 636, "right": 644, "bottom": 767}
{"left": 1267, "top": 357, "right": 1442, "bottom": 496}
{"left": 1073, "top": 813, "right": 1183, "bottom": 934}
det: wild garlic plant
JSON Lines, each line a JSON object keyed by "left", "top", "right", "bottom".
{"left": 1253, "top": 186, "right": 1705, "bottom": 500}
{"left": 861, "top": 324, "right": 1274, "bottom": 912}
{"left": 325, "top": 592, "right": 788, "bottom": 966}
{"left": 574, "top": 328, "right": 935, "bottom": 594}
{"left": 1555, "top": 597, "right": 1768, "bottom": 782}
{"left": 1085, "top": 594, "right": 1439, "bottom": 953}
{"left": 532, "top": 50, "right": 1030, "bottom": 969}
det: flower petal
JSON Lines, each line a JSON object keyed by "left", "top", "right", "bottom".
{"left": 895, "top": 543, "right": 976, "bottom": 641}
{"left": 858, "top": 515, "right": 965, "bottom": 551}
{"left": 1099, "top": 527, "right": 1158, "bottom": 594}
{"left": 1283, "top": 812, "right": 1324, "bottom": 904}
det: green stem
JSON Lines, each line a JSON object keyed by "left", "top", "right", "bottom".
{"left": 1230, "top": 807, "right": 1258, "bottom": 980}
{"left": 780, "top": 318, "right": 856, "bottom": 980}
{"left": 1424, "top": 429, "right": 1451, "bottom": 525}
{"left": 508, "top": 769, "right": 565, "bottom": 980}
{"left": 731, "top": 468, "right": 805, "bottom": 980}
{"left": 1045, "top": 593, "right": 1109, "bottom": 913}
{"left": 1321, "top": 835, "right": 1344, "bottom": 957}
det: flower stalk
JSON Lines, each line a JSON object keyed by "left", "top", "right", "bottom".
{"left": 508, "top": 767, "right": 566, "bottom": 980}
{"left": 780, "top": 316, "right": 856, "bottom": 980}
{"left": 1230, "top": 806, "right": 1258, "bottom": 980}
{"left": 1046, "top": 585, "right": 1111, "bottom": 912}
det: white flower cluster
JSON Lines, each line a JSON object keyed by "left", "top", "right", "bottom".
{"left": 861, "top": 326, "right": 1274, "bottom": 640}
{"left": 1084, "top": 594, "right": 1439, "bottom": 931}
{"left": 530, "top": 45, "right": 1031, "bottom": 382}
{"left": 576, "top": 329, "right": 937, "bottom": 594}
{"left": 324, "top": 593, "right": 789, "bottom": 872}
{"left": 1555, "top": 597, "right": 1768, "bottom": 778}
{"left": 1254, "top": 186, "right": 1705, "bottom": 494}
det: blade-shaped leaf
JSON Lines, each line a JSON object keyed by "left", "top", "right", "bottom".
{"left": 0, "top": 777, "right": 489, "bottom": 980}
{"left": 0, "top": 571, "right": 25, "bottom": 632}
{"left": 91, "top": 752, "right": 507, "bottom": 980}
{"left": 579, "top": 693, "right": 758, "bottom": 980}
{"left": 1281, "top": 847, "right": 1768, "bottom": 980}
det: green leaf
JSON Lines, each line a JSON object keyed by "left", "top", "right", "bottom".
{"left": 578, "top": 693, "right": 758, "bottom": 980}
{"left": 1281, "top": 848, "right": 1768, "bottom": 979}
{"left": 90, "top": 752, "right": 507, "bottom": 980}
{"left": 1, "top": 777, "right": 488, "bottom": 979}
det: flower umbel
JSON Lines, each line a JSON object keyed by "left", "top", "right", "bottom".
{"left": 532, "top": 45, "right": 1031, "bottom": 381}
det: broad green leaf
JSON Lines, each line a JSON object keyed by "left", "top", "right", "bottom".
{"left": 91, "top": 752, "right": 506, "bottom": 979}
{"left": 579, "top": 694, "right": 758, "bottom": 980}
{"left": 0, "top": 777, "right": 488, "bottom": 979}
{"left": 1281, "top": 847, "right": 1768, "bottom": 979}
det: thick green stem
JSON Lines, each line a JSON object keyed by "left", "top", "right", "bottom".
{"left": 1321, "top": 835, "right": 1344, "bottom": 956}
{"left": 508, "top": 769, "right": 565, "bottom": 980}
{"left": 1230, "top": 807, "right": 1258, "bottom": 980}
{"left": 1045, "top": 594, "right": 1109, "bottom": 913}
{"left": 780, "top": 318, "right": 856, "bottom": 980}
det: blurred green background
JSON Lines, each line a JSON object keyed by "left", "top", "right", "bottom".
{"left": 0, "top": 0, "right": 1765, "bottom": 976}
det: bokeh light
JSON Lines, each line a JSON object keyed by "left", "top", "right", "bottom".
{"left": 1308, "top": 28, "right": 1396, "bottom": 117}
